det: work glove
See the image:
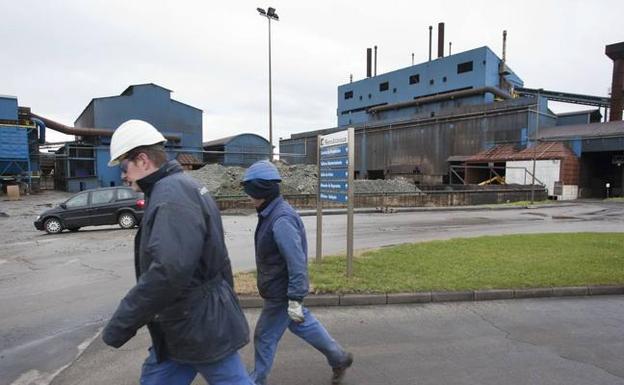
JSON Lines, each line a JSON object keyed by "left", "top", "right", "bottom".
{"left": 287, "top": 300, "right": 305, "bottom": 323}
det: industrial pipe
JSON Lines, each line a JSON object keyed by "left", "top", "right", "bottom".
{"left": 30, "top": 117, "right": 46, "bottom": 144}
{"left": 26, "top": 111, "right": 181, "bottom": 142}
{"left": 367, "top": 86, "right": 512, "bottom": 114}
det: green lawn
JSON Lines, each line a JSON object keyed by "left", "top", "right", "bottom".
{"left": 308, "top": 233, "right": 624, "bottom": 294}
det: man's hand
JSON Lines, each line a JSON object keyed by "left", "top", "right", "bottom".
{"left": 287, "top": 300, "right": 305, "bottom": 323}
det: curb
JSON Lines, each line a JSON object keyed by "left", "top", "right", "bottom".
{"left": 296, "top": 203, "right": 578, "bottom": 217}
{"left": 238, "top": 285, "right": 624, "bottom": 308}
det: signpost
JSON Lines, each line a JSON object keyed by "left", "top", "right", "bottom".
{"left": 316, "top": 127, "right": 355, "bottom": 277}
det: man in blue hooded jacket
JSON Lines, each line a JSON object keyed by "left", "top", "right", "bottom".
{"left": 242, "top": 160, "right": 353, "bottom": 385}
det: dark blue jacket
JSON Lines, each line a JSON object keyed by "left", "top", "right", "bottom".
{"left": 254, "top": 196, "right": 309, "bottom": 301}
{"left": 103, "top": 161, "right": 249, "bottom": 363}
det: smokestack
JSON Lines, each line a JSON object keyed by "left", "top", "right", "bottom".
{"left": 374, "top": 45, "right": 378, "bottom": 76}
{"left": 449, "top": 42, "right": 452, "bottom": 56}
{"left": 428, "top": 25, "right": 433, "bottom": 61}
{"left": 606, "top": 42, "right": 624, "bottom": 121}
{"left": 502, "top": 30, "right": 507, "bottom": 63}
{"left": 366, "top": 48, "right": 372, "bottom": 78}
{"left": 437, "top": 22, "right": 445, "bottom": 58}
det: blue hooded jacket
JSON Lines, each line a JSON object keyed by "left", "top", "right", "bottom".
{"left": 254, "top": 196, "right": 309, "bottom": 302}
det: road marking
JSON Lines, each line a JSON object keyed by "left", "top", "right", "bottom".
{"left": 7, "top": 326, "right": 104, "bottom": 385}
{"left": 5, "top": 238, "right": 62, "bottom": 248}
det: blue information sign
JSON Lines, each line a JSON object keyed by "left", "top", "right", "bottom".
{"left": 320, "top": 158, "right": 348, "bottom": 168}
{"left": 320, "top": 144, "right": 348, "bottom": 157}
{"left": 320, "top": 192, "right": 348, "bottom": 203}
{"left": 320, "top": 181, "right": 348, "bottom": 191}
{"left": 320, "top": 169, "right": 348, "bottom": 180}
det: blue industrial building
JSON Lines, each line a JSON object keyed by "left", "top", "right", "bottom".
{"left": 281, "top": 35, "right": 618, "bottom": 197}
{"left": 337, "top": 46, "right": 523, "bottom": 127}
{"left": 62, "top": 83, "right": 204, "bottom": 191}
{"left": 0, "top": 95, "right": 42, "bottom": 192}
{"left": 203, "top": 133, "right": 271, "bottom": 167}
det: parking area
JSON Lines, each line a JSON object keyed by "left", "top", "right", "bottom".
{"left": 1, "top": 191, "right": 623, "bottom": 385}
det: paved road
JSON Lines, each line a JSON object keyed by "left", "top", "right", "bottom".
{"left": 51, "top": 296, "right": 624, "bottom": 385}
{"left": 1, "top": 198, "right": 623, "bottom": 384}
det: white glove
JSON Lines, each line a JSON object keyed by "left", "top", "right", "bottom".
{"left": 287, "top": 300, "right": 305, "bottom": 323}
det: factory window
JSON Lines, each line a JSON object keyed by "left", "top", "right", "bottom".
{"left": 443, "top": 76, "right": 447, "bottom": 82}
{"left": 429, "top": 79, "right": 434, "bottom": 85}
{"left": 344, "top": 90, "right": 353, "bottom": 99}
{"left": 359, "top": 95, "right": 363, "bottom": 100}
{"left": 409, "top": 74, "right": 420, "bottom": 84}
{"left": 457, "top": 61, "right": 474, "bottom": 74}
{"left": 393, "top": 88, "right": 397, "bottom": 93}
{"left": 368, "top": 93, "right": 372, "bottom": 99}
{"left": 379, "top": 82, "right": 389, "bottom": 92}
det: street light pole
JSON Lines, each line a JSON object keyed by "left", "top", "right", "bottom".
{"left": 257, "top": 7, "right": 279, "bottom": 160}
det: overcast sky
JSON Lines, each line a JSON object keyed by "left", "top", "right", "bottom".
{"left": 2, "top": 0, "right": 622, "bottom": 144}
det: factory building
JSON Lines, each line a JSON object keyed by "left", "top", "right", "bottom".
{"left": 203, "top": 133, "right": 271, "bottom": 167}
{"left": 337, "top": 45, "right": 522, "bottom": 127}
{"left": 280, "top": 29, "right": 623, "bottom": 198}
{"left": 0, "top": 96, "right": 44, "bottom": 192}
{"left": 64, "top": 83, "right": 203, "bottom": 191}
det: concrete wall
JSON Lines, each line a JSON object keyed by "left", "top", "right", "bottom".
{"left": 216, "top": 187, "right": 548, "bottom": 210}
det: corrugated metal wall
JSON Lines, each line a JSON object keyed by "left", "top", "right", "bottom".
{"left": 223, "top": 134, "right": 271, "bottom": 167}
{"left": 281, "top": 98, "right": 539, "bottom": 183}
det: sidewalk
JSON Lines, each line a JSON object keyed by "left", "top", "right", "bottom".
{"left": 50, "top": 295, "right": 624, "bottom": 385}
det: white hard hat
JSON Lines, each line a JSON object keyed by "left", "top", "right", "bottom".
{"left": 108, "top": 120, "right": 167, "bottom": 166}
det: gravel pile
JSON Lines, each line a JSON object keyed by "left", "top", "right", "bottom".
{"left": 190, "top": 162, "right": 421, "bottom": 196}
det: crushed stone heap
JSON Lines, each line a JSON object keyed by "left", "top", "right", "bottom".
{"left": 190, "top": 161, "right": 421, "bottom": 196}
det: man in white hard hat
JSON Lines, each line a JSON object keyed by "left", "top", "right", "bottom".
{"left": 102, "top": 120, "right": 253, "bottom": 385}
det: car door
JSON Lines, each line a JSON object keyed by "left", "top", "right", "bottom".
{"left": 89, "top": 189, "right": 117, "bottom": 225}
{"left": 61, "top": 192, "right": 91, "bottom": 228}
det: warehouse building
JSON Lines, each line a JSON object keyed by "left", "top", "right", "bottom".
{"left": 203, "top": 133, "right": 270, "bottom": 167}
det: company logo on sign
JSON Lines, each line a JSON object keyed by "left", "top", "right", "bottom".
{"left": 320, "top": 130, "right": 349, "bottom": 148}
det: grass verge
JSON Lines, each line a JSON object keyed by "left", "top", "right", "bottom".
{"left": 306, "top": 233, "right": 624, "bottom": 294}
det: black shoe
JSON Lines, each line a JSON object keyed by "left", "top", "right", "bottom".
{"left": 331, "top": 352, "right": 353, "bottom": 384}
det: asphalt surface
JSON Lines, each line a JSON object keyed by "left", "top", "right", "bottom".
{"left": 51, "top": 296, "right": 624, "bottom": 385}
{"left": 1, "top": 193, "right": 623, "bottom": 385}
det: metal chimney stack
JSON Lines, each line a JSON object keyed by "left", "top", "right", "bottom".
{"left": 437, "top": 22, "right": 445, "bottom": 58}
{"left": 366, "top": 48, "right": 372, "bottom": 78}
{"left": 374, "top": 45, "right": 378, "bottom": 76}
{"left": 428, "top": 25, "right": 433, "bottom": 61}
{"left": 606, "top": 42, "right": 624, "bottom": 121}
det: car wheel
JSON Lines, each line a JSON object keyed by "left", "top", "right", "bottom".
{"left": 68, "top": 227, "right": 80, "bottom": 232}
{"left": 118, "top": 212, "right": 136, "bottom": 229}
{"left": 44, "top": 218, "right": 63, "bottom": 234}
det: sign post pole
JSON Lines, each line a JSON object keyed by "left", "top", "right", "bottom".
{"left": 346, "top": 127, "right": 355, "bottom": 278}
{"left": 316, "top": 135, "right": 323, "bottom": 263}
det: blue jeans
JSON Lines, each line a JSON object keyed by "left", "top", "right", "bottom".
{"left": 250, "top": 300, "right": 349, "bottom": 385}
{"left": 140, "top": 347, "right": 254, "bottom": 385}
